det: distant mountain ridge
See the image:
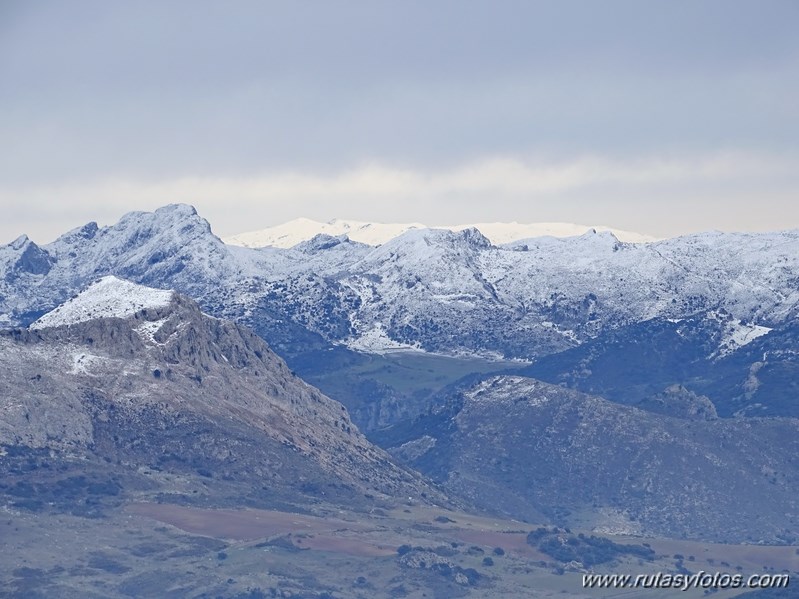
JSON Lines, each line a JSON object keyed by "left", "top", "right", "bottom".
{"left": 222, "top": 217, "right": 657, "bottom": 248}
{"left": 3, "top": 204, "right": 799, "bottom": 426}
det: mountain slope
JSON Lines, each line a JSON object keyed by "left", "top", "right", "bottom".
{"left": 379, "top": 375, "right": 799, "bottom": 544}
{"left": 518, "top": 309, "right": 799, "bottom": 418}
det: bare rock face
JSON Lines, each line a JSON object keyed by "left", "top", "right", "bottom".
{"left": 0, "top": 278, "right": 443, "bottom": 513}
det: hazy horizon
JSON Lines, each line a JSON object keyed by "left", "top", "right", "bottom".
{"left": 8, "top": 202, "right": 799, "bottom": 247}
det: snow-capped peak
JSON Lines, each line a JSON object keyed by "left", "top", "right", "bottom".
{"left": 9, "top": 234, "right": 31, "bottom": 250}
{"left": 222, "top": 218, "right": 655, "bottom": 248}
{"left": 31, "top": 276, "right": 174, "bottom": 330}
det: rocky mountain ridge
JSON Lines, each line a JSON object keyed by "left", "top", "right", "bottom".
{"left": 519, "top": 308, "right": 799, "bottom": 418}
{"left": 0, "top": 277, "right": 441, "bottom": 513}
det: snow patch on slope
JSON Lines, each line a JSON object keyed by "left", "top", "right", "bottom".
{"left": 347, "top": 323, "right": 423, "bottom": 353}
{"left": 710, "top": 312, "right": 772, "bottom": 358}
{"left": 71, "top": 352, "right": 106, "bottom": 375}
{"left": 721, "top": 323, "right": 771, "bottom": 354}
{"left": 31, "top": 276, "right": 174, "bottom": 329}
{"left": 223, "top": 218, "right": 656, "bottom": 248}
{"left": 135, "top": 318, "right": 168, "bottom": 344}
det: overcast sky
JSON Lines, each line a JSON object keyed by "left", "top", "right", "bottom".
{"left": 1, "top": 0, "right": 797, "bottom": 243}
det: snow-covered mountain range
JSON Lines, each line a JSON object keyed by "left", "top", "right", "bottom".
{"left": 223, "top": 217, "right": 656, "bottom": 248}
{"left": 3, "top": 203, "right": 799, "bottom": 422}
{"left": 4, "top": 204, "right": 799, "bottom": 548}
{"left": 5, "top": 204, "right": 797, "bottom": 356}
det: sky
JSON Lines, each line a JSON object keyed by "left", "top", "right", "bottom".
{"left": 1, "top": 0, "right": 797, "bottom": 243}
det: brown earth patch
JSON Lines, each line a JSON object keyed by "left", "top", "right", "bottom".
{"left": 449, "top": 528, "right": 548, "bottom": 560}
{"left": 125, "top": 503, "right": 395, "bottom": 557}
{"left": 126, "top": 503, "right": 355, "bottom": 539}
{"left": 298, "top": 534, "right": 396, "bottom": 557}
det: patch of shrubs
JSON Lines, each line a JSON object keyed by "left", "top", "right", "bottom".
{"left": 3, "top": 473, "right": 122, "bottom": 517}
{"left": 527, "top": 526, "right": 655, "bottom": 566}
{"left": 434, "top": 515, "right": 456, "bottom": 523}
{"left": 431, "top": 563, "right": 481, "bottom": 586}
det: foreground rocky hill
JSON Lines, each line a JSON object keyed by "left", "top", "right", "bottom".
{"left": 0, "top": 277, "right": 441, "bottom": 516}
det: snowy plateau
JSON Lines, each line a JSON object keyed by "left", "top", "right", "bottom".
{"left": 31, "top": 276, "right": 174, "bottom": 330}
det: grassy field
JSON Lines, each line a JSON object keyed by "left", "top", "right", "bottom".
{"left": 304, "top": 349, "right": 521, "bottom": 394}
{"left": 26, "top": 500, "right": 781, "bottom": 598}
{"left": 297, "top": 348, "right": 524, "bottom": 432}
{"left": 3, "top": 491, "right": 797, "bottom": 598}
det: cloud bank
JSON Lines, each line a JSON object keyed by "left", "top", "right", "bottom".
{"left": 2, "top": 151, "right": 796, "bottom": 243}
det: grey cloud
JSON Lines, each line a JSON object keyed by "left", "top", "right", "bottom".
{"left": 0, "top": 0, "right": 797, "bottom": 239}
